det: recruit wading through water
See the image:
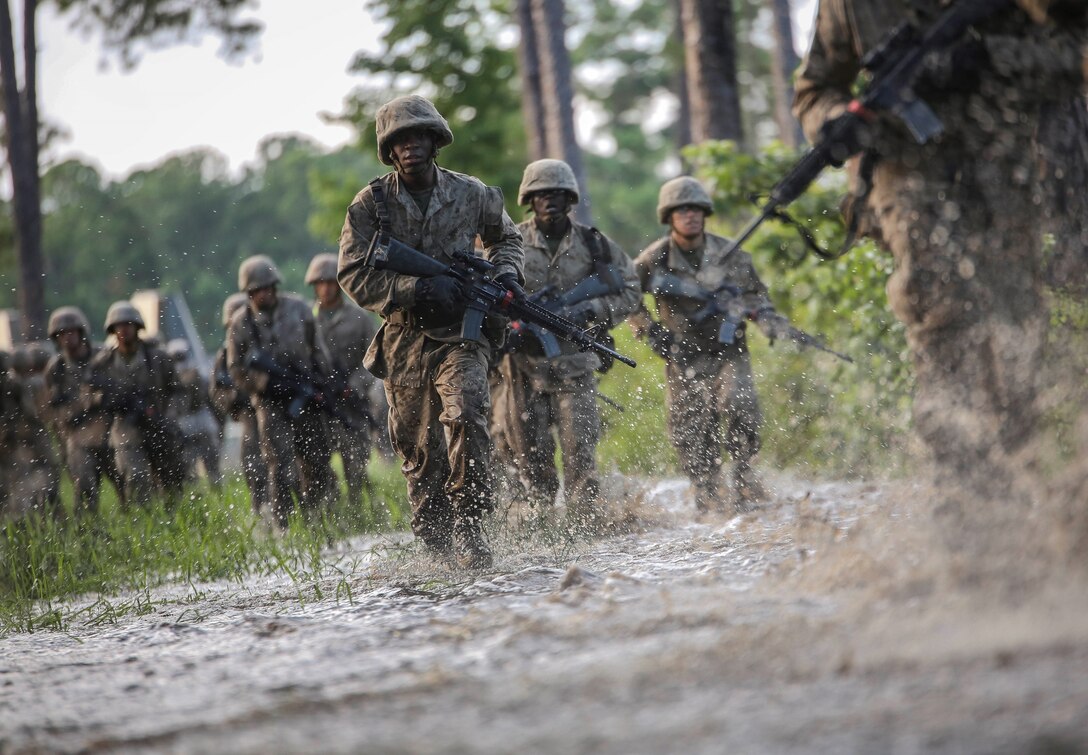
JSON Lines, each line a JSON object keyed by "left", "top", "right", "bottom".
{"left": 789, "top": 0, "right": 1087, "bottom": 493}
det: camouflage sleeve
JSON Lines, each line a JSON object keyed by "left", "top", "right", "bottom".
{"left": 478, "top": 186, "right": 524, "bottom": 283}
{"left": 626, "top": 243, "right": 663, "bottom": 340}
{"left": 227, "top": 316, "right": 262, "bottom": 395}
{"left": 737, "top": 254, "right": 776, "bottom": 315}
{"left": 591, "top": 235, "right": 643, "bottom": 327}
{"left": 338, "top": 186, "right": 420, "bottom": 316}
{"left": 792, "top": 0, "right": 860, "bottom": 144}
{"left": 43, "top": 359, "right": 76, "bottom": 426}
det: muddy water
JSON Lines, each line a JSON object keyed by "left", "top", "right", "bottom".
{"left": 3, "top": 475, "right": 1088, "bottom": 754}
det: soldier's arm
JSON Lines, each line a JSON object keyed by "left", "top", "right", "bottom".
{"left": 626, "top": 245, "right": 662, "bottom": 340}
{"left": 338, "top": 187, "right": 421, "bottom": 315}
{"left": 43, "top": 358, "right": 77, "bottom": 426}
{"left": 306, "top": 310, "right": 333, "bottom": 380}
{"left": 478, "top": 186, "right": 524, "bottom": 284}
{"left": 587, "top": 236, "right": 643, "bottom": 327}
{"left": 792, "top": 0, "right": 861, "bottom": 144}
{"left": 227, "top": 317, "right": 265, "bottom": 395}
{"left": 738, "top": 258, "right": 791, "bottom": 339}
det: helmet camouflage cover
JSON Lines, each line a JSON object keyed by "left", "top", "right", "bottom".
{"left": 103, "top": 301, "right": 145, "bottom": 333}
{"left": 47, "top": 306, "right": 91, "bottom": 339}
{"left": 304, "top": 253, "right": 339, "bottom": 284}
{"left": 375, "top": 95, "right": 454, "bottom": 166}
{"left": 238, "top": 255, "right": 283, "bottom": 293}
{"left": 657, "top": 176, "right": 715, "bottom": 224}
{"left": 517, "top": 159, "right": 580, "bottom": 205}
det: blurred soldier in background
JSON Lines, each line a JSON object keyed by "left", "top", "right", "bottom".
{"left": 338, "top": 94, "right": 524, "bottom": 568}
{"left": 306, "top": 252, "right": 379, "bottom": 507}
{"left": 44, "top": 306, "right": 122, "bottom": 514}
{"left": 227, "top": 255, "right": 335, "bottom": 527}
{"left": 211, "top": 292, "right": 270, "bottom": 513}
{"left": 794, "top": 0, "right": 1088, "bottom": 489}
{"left": 166, "top": 339, "right": 223, "bottom": 487}
{"left": 12, "top": 341, "right": 55, "bottom": 423}
{"left": 1, "top": 350, "right": 60, "bottom": 517}
{"left": 496, "top": 159, "right": 641, "bottom": 528}
{"left": 85, "top": 301, "right": 185, "bottom": 506}
{"left": 629, "top": 177, "right": 793, "bottom": 513}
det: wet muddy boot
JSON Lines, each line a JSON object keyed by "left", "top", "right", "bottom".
{"left": 693, "top": 482, "right": 718, "bottom": 515}
{"left": 453, "top": 515, "right": 493, "bottom": 570}
{"left": 419, "top": 523, "right": 454, "bottom": 561}
{"left": 732, "top": 462, "right": 767, "bottom": 511}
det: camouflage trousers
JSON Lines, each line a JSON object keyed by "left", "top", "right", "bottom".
{"left": 254, "top": 400, "right": 334, "bottom": 524}
{"left": 385, "top": 341, "right": 494, "bottom": 550}
{"left": 327, "top": 410, "right": 372, "bottom": 505}
{"left": 873, "top": 150, "right": 1045, "bottom": 479}
{"left": 496, "top": 357, "right": 600, "bottom": 516}
{"left": 664, "top": 352, "right": 761, "bottom": 508}
{"left": 237, "top": 407, "right": 270, "bottom": 514}
{"left": 1, "top": 444, "right": 60, "bottom": 518}
{"left": 110, "top": 419, "right": 184, "bottom": 507}
{"left": 63, "top": 436, "right": 120, "bottom": 514}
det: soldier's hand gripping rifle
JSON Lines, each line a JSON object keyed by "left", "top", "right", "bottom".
{"left": 508, "top": 274, "right": 623, "bottom": 359}
{"left": 244, "top": 348, "right": 365, "bottom": 432}
{"left": 723, "top": 0, "right": 1012, "bottom": 260}
{"left": 365, "top": 236, "right": 637, "bottom": 368}
{"left": 648, "top": 272, "right": 853, "bottom": 363}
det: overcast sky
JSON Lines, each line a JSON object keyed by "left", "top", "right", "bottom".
{"left": 38, "top": 0, "right": 819, "bottom": 179}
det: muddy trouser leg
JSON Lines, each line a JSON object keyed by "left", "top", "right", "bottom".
{"left": 719, "top": 354, "right": 762, "bottom": 467}
{"left": 501, "top": 358, "right": 560, "bottom": 509}
{"left": 332, "top": 417, "right": 372, "bottom": 505}
{"left": 198, "top": 430, "right": 223, "bottom": 487}
{"left": 256, "top": 402, "right": 301, "bottom": 525}
{"left": 111, "top": 425, "right": 154, "bottom": 507}
{"left": 555, "top": 376, "right": 601, "bottom": 521}
{"left": 665, "top": 361, "right": 723, "bottom": 510}
{"left": 293, "top": 408, "right": 334, "bottom": 512}
{"left": 433, "top": 344, "right": 494, "bottom": 528}
{"left": 386, "top": 377, "right": 455, "bottom": 550}
{"left": 239, "top": 409, "right": 269, "bottom": 513}
{"left": 65, "top": 438, "right": 104, "bottom": 515}
{"left": 877, "top": 158, "right": 1044, "bottom": 488}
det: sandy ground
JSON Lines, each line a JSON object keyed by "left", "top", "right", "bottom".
{"left": 3, "top": 473, "right": 1087, "bottom": 754}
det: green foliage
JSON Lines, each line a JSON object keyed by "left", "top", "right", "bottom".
{"left": 0, "top": 458, "right": 409, "bottom": 633}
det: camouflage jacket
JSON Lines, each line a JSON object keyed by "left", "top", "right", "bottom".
{"left": 630, "top": 233, "right": 779, "bottom": 366}
{"left": 210, "top": 346, "right": 251, "bottom": 421}
{"left": 313, "top": 299, "right": 379, "bottom": 401}
{"left": 84, "top": 341, "right": 181, "bottom": 430}
{"left": 227, "top": 293, "right": 331, "bottom": 400}
{"left": 794, "top": 0, "right": 1087, "bottom": 161}
{"left": 338, "top": 166, "right": 523, "bottom": 388}
{"left": 44, "top": 345, "right": 111, "bottom": 444}
{"left": 507, "top": 219, "right": 641, "bottom": 384}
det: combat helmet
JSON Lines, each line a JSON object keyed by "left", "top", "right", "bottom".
{"left": 657, "top": 176, "right": 715, "bottom": 224}
{"left": 375, "top": 95, "right": 454, "bottom": 166}
{"left": 47, "top": 306, "right": 91, "bottom": 340}
{"left": 517, "top": 159, "right": 580, "bottom": 206}
{"left": 238, "top": 255, "right": 282, "bottom": 293}
{"left": 104, "top": 301, "right": 145, "bottom": 333}
{"left": 221, "top": 292, "right": 248, "bottom": 327}
{"left": 304, "top": 253, "right": 339, "bottom": 284}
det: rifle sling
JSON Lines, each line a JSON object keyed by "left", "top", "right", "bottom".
{"left": 369, "top": 176, "right": 392, "bottom": 239}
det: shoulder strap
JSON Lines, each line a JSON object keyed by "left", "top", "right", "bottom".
{"left": 369, "top": 176, "right": 392, "bottom": 238}
{"left": 579, "top": 225, "right": 624, "bottom": 290}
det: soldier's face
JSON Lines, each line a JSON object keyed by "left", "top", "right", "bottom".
{"left": 56, "top": 329, "right": 84, "bottom": 356}
{"left": 390, "top": 129, "right": 436, "bottom": 175}
{"left": 313, "top": 280, "right": 341, "bottom": 308}
{"left": 531, "top": 190, "right": 573, "bottom": 224}
{"left": 249, "top": 286, "right": 277, "bottom": 312}
{"left": 670, "top": 205, "right": 706, "bottom": 239}
{"left": 112, "top": 322, "right": 138, "bottom": 348}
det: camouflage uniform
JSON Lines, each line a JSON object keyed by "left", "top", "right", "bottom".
{"left": 338, "top": 95, "right": 523, "bottom": 557}
{"left": 497, "top": 160, "right": 641, "bottom": 518}
{"left": 794, "top": 0, "right": 1087, "bottom": 477}
{"left": 43, "top": 308, "right": 121, "bottom": 513}
{"left": 166, "top": 340, "right": 223, "bottom": 486}
{"left": 307, "top": 253, "right": 380, "bottom": 505}
{"left": 1, "top": 354, "right": 60, "bottom": 517}
{"left": 85, "top": 304, "right": 185, "bottom": 506}
{"left": 211, "top": 293, "right": 269, "bottom": 513}
{"left": 227, "top": 262, "right": 335, "bottom": 525}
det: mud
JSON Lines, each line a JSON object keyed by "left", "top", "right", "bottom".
{"left": 3, "top": 473, "right": 1088, "bottom": 754}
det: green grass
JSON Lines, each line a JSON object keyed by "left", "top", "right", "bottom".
{"left": 0, "top": 457, "right": 410, "bottom": 634}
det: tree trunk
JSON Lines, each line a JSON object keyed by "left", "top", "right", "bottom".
{"left": 530, "top": 0, "right": 592, "bottom": 224}
{"left": 0, "top": 0, "right": 44, "bottom": 340}
{"left": 672, "top": 0, "right": 693, "bottom": 159}
{"left": 769, "top": 0, "right": 804, "bottom": 147}
{"left": 679, "top": 0, "right": 744, "bottom": 145}
{"left": 515, "top": 0, "right": 546, "bottom": 162}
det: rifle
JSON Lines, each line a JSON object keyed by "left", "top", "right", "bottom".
{"left": 724, "top": 0, "right": 1012, "bottom": 259}
{"left": 364, "top": 237, "right": 636, "bottom": 368}
{"left": 648, "top": 272, "right": 853, "bottom": 363}
{"left": 244, "top": 348, "right": 365, "bottom": 432}
{"left": 509, "top": 274, "right": 622, "bottom": 359}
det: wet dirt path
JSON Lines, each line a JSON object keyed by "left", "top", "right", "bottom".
{"left": 3, "top": 475, "right": 1088, "bottom": 754}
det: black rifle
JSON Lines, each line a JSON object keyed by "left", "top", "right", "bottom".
{"left": 724, "top": 0, "right": 1011, "bottom": 259}
{"left": 509, "top": 274, "right": 621, "bottom": 359}
{"left": 365, "top": 237, "right": 636, "bottom": 368}
{"left": 648, "top": 272, "right": 853, "bottom": 363}
{"left": 244, "top": 348, "right": 364, "bottom": 432}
